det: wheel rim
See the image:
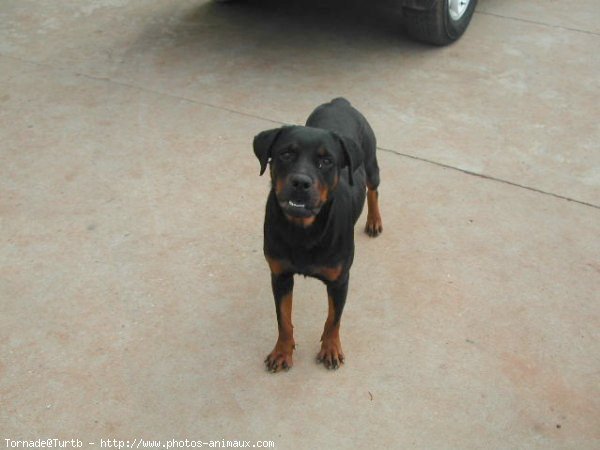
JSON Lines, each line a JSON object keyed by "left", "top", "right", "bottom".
{"left": 448, "top": 0, "right": 471, "bottom": 21}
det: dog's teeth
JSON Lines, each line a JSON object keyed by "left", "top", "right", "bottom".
{"left": 288, "top": 201, "right": 305, "bottom": 208}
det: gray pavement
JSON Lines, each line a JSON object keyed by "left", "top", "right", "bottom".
{"left": 1, "top": 1, "right": 599, "bottom": 449}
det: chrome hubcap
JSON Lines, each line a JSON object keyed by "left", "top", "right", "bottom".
{"left": 448, "top": 0, "right": 470, "bottom": 21}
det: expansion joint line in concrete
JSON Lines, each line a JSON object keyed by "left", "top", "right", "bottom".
{"left": 475, "top": 11, "right": 600, "bottom": 37}
{"left": 378, "top": 147, "right": 600, "bottom": 210}
{"left": 2, "top": 53, "right": 598, "bottom": 211}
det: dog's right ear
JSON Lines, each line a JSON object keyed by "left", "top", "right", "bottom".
{"left": 253, "top": 127, "right": 285, "bottom": 176}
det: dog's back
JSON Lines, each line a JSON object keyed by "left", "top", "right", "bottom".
{"left": 306, "top": 98, "right": 375, "bottom": 157}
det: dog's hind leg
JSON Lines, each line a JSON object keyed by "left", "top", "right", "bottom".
{"left": 364, "top": 153, "right": 383, "bottom": 237}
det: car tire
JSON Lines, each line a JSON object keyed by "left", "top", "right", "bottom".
{"left": 404, "top": 0, "right": 477, "bottom": 45}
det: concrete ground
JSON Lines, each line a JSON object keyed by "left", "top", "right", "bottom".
{"left": 1, "top": 0, "right": 599, "bottom": 448}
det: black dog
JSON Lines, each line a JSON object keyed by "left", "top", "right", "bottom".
{"left": 253, "top": 98, "right": 382, "bottom": 372}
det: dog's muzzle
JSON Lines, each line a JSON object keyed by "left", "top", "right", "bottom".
{"left": 278, "top": 174, "right": 321, "bottom": 218}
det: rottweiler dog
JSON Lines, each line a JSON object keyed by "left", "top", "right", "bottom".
{"left": 253, "top": 98, "right": 382, "bottom": 372}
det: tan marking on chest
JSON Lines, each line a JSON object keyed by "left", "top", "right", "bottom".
{"left": 266, "top": 256, "right": 288, "bottom": 275}
{"left": 315, "top": 265, "right": 343, "bottom": 281}
{"left": 284, "top": 215, "right": 316, "bottom": 227}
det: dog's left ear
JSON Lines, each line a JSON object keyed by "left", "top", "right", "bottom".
{"left": 335, "top": 133, "right": 363, "bottom": 186}
{"left": 253, "top": 127, "right": 285, "bottom": 176}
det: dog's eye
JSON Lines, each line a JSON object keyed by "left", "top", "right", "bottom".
{"left": 318, "top": 157, "right": 333, "bottom": 169}
{"left": 279, "top": 151, "right": 294, "bottom": 162}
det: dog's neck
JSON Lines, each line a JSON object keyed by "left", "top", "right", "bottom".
{"left": 275, "top": 195, "right": 337, "bottom": 249}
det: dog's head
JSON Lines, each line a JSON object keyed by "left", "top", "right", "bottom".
{"left": 253, "top": 125, "right": 363, "bottom": 222}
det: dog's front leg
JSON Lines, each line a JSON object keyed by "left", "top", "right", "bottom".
{"left": 317, "top": 275, "right": 348, "bottom": 370}
{"left": 264, "top": 271, "right": 295, "bottom": 373}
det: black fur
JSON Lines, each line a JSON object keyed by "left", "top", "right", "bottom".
{"left": 254, "top": 98, "right": 380, "bottom": 371}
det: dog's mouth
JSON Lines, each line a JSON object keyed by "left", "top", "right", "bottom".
{"left": 279, "top": 199, "right": 320, "bottom": 218}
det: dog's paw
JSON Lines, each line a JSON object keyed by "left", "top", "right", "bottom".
{"left": 265, "top": 351, "right": 293, "bottom": 373}
{"left": 264, "top": 342, "right": 294, "bottom": 373}
{"left": 365, "top": 214, "right": 383, "bottom": 237}
{"left": 317, "top": 338, "right": 345, "bottom": 370}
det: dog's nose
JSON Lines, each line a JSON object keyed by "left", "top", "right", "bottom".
{"left": 290, "top": 174, "right": 313, "bottom": 191}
